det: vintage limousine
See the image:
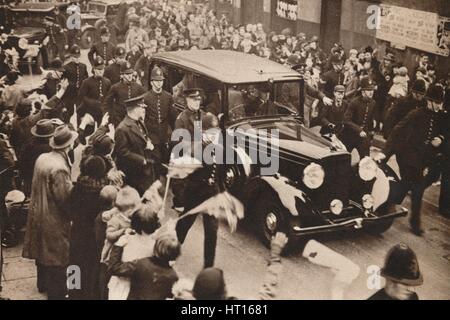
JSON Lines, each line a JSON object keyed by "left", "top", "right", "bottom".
{"left": 149, "top": 50, "right": 408, "bottom": 245}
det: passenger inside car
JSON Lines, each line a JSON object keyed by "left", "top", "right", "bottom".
{"left": 229, "top": 84, "right": 276, "bottom": 121}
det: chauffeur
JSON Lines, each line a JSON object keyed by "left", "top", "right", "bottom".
{"left": 78, "top": 56, "right": 111, "bottom": 126}
{"left": 103, "top": 61, "right": 146, "bottom": 128}
{"left": 62, "top": 45, "right": 89, "bottom": 122}
{"left": 113, "top": 95, "right": 159, "bottom": 195}
{"left": 143, "top": 66, "right": 177, "bottom": 163}
{"left": 379, "top": 84, "right": 447, "bottom": 236}
{"left": 343, "top": 77, "right": 376, "bottom": 158}
{"left": 87, "top": 27, "right": 115, "bottom": 68}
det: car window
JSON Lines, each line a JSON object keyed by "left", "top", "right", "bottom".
{"left": 274, "top": 81, "right": 301, "bottom": 115}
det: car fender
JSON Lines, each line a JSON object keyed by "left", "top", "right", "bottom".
{"left": 371, "top": 162, "right": 405, "bottom": 211}
{"left": 246, "top": 174, "right": 311, "bottom": 217}
{"left": 81, "top": 24, "right": 95, "bottom": 34}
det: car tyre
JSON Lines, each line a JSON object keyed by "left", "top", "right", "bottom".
{"left": 366, "top": 218, "right": 394, "bottom": 235}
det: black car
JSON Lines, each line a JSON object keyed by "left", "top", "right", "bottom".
{"left": 150, "top": 50, "right": 408, "bottom": 246}
{"left": 3, "top": 2, "right": 69, "bottom": 74}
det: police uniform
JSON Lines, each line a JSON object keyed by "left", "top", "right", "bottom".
{"left": 113, "top": 95, "right": 159, "bottom": 195}
{"left": 43, "top": 16, "right": 67, "bottom": 66}
{"left": 320, "top": 55, "right": 345, "bottom": 98}
{"left": 319, "top": 85, "right": 348, "bottom": 136}
{"left": 343, "top": 77, "right": 376, "bottom": 157}
{"left": 175, "top": 112, "right": 223, "bottom": 269}
{"left": 87, "top": 27, "right": 115, "bottom": 68}
{"left": 143, "top": 67, "right": 177, "bottom": 162}
{"left": 383, "top": 85, "right": 447, "bottom": 234}
{"left": 104, "top": 47, "right": 127, "bottom": 86}
{"left": 103, "top": 62, "right": 146, "bottom": 127}
{"left": 62, "top": 45, "right": 89, "bottom": 121}
{"left": 78, "top": 56, "right": 111, "bottom": 124}
{"left": 126, "top": 50, "right": 142, "bottom": 72}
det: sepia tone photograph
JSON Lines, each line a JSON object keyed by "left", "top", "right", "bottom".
{"left": 0, "top": 0, "right": 448, "bottom": 304}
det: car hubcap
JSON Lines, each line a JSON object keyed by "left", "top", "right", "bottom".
{"left": 266, "top": 212, "right": 278, "bottom": 233}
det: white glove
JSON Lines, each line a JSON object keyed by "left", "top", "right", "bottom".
{"left": 322, "top": 96, "right": 333, "bottom": 106}
{"left": 79, "top": 113, "right": 95, "bottom": 130}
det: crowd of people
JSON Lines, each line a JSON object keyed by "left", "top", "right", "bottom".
{"left": 0, "top": 0, "right": 448, "bottom": 301}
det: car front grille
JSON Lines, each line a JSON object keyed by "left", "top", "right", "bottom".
{"left": 309, "top": 153, "right": 352, "bottom": 212}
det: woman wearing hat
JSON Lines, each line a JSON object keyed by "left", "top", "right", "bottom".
{"left": 23, "top": 125, "right": 78, "bottom": 299}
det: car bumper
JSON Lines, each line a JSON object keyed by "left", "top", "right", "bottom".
{"left": 290, "top": 205, "right": 408, "bottom": 236}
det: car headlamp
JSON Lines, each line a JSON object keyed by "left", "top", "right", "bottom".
{"left": 330, "top": 199, "right": 343, "bottom": 215}
{"left": 362, "top": 194, "right": 374, "bottom": 209}
{"left": 18, "top": 37, "right": 29, "bottom": 50}
{"left": 303, "top": 163, "right": 325, "bottom": 189}
{"left": 358, "top": 156, "right": 377, "bottom": 181}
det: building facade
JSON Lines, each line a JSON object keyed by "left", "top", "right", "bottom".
{"left": 211, "top": 0, "right": 450, "bottom": 79}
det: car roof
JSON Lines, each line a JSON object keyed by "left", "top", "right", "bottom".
{"left": 8, "top": 2, "right": 67, "bottom": 12}
{"left": 89, "top": 0, "right": 135, "bottom": 5}
{"left": 152, "top": 50, "right": 302, "bottom": 84}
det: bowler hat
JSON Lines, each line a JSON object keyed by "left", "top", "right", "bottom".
{"left": 93, "top": 134, "right": 114, "bottom": 156}
{"left": 381, "top": 243, "right": 423, "bottom": 286}
{"left": 31, "top": 119, "right": 55, "bottom": 138}
{"left": 193, "top": 268, "right": 226, "bottom": 300}
{"left": 49, "top": 125, "right": 78, "bottom": 150}
{"left": 360, "top": 77, "right": 375, "bottom": 91}
{"left": 151, "top": 67, "right": 165, "bottom": 81}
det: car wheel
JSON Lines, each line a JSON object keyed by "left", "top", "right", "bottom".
{"left": 366, "top": 218, "right": 394, "bottom": 235}
{"left": 254, "top": 192, "right": 288, "bottom": 247}
{"left": 80, "top": 30, "right": 95, "bottom": 49}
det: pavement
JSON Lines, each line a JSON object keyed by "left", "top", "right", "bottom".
{"left": 1, "top": 50, "right": 448, "bottom": 300}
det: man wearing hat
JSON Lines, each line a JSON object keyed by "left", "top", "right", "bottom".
{"left": 343, "top": 76, "right": 376, "bottom": 158}
{"left": 104, "top": 46, "right": 128, "bottom": 85}
{"left": 113, "top": 94, "right": 159, "bottom": 195}
{"left": 18, "top": 119, "right": 55, "bottom": 195}
{"left": 320, "top": 54, "right": 345, "bottom": 99}
{"left": 143, "top": 66, "right": 177, "bottom": 163}
{"left": 42, "top": 15, "right": 67, "bottom": 65}
{"left": 319, "top": 85, "right": 348, "bottom": 139}
{"left": 125, "top": 14, "right": 149, "bottom": 52}
{"left": 88, "top": 27, "right": 115, "bottom": 68}
{"left": 134, "top": 42, "right": 157, "bottom": 90}
{"left": 103, "top": 61, "right": 146, "bottom": 128}
{"left": 383, "top": 79, "right": 427, "bottom": 139}
{"left": 78, "top": 56, "right": 112, "bottom": 127}
{"left": 372, "top": 52, "right": 395, "bottom": 132}
{"left": 369, "top": 244, "right": 422, "bottom": 300}
{"left": 23, "top": 125, "right": 77, "bottom": 299}
{"left": 379, "top": 84, "right": 447, "bottom": 235}
{"left": 62, "top": 44, "right": 89, "bottom": 122}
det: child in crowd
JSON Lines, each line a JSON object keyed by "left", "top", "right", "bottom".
{"left": 389, "top": 66, "right": 409, "bottom": 98}
{"left": 108, "top": 204, "right": 161, "bottom": 300}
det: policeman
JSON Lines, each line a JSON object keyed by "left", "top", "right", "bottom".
{"left": 175, "top": 112, "right": 222, "bottom": 269}
{"left": 343, "top": 77, "right": 376, "bottom": 158}
{"left": 368, "top": 244, "right": 422, "bottom": 300}
{"left": 379, "top": 84, "right": 447, "bottom": 235}
{"left": 143, "top": 66, "right": 177, "bottom": 163}
{"left": 42, "top": 16, "right": 67, "bottom": 65}
{"left": 320, "top": 55, "right": 345, "bottom": 98}
{"left": 62, "top": 44, "right": 89, "bottom": 122}
{"left": 172, "top": 88, "right": 207, "bottom": 212}
{"left": 87, "top": 27, "right": 115, "bottom": 68}
{"left": 103, "top": 61, "right": 146, "bottom": 128}
{"left": 114, "top": 94, "right": 158, "bottom": 195}
{"left": 78, "top": 56, "right": 111, "bottom": 128}
{"left": 134, "top": 41, "right": 157, "bottom": 90}
{"left": 104, "top": 46, "right": 127, "bottom": 86}
{"left": 319, "top": 85, "right": 348, "bottom": 138}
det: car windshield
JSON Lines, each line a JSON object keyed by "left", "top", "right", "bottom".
{"left": 9, "top": 11, "right": 49, "bottom": 27}
{"left": 87, "top": 3, "right": 106, "bottom": 15}
{"left": 227, "top": 81, "right": 300, "bottom": 123}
